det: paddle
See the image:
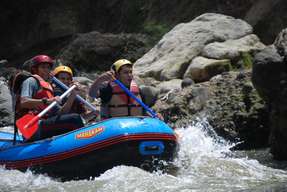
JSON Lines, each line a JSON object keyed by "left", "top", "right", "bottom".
{"left": 53, "top": 73, "right": 157, "bottom": 118}
{"left": 113, "top": 78, "right": 158, "bottom": 118}
{"left": 16, "top": 85, "right": 77, "bottom": 140}
{"left": 51, "top": 75, "right": 99, "bottom": 115}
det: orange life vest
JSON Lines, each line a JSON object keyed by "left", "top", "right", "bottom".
{"left": 16, "top": 75, "right": 54, "bottom": 119}
{"left": 32, "top": 75, "right": 54, "bottom": 111}
{"left": 105, "top": 80, "right": 143, "bottom": 118}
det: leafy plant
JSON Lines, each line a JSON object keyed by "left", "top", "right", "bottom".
{"left": 241, "top": 51, "right": 253, "bottom": 69}
{"left": 143, "top": 22, "right": 170, "bottom": 46}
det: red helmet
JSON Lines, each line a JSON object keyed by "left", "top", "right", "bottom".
{"left": 31, "top": 55, "right": 53, "bottom": 68}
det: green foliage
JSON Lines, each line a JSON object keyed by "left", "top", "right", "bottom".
{"left": 241, "top": 51, "right": 253, "bottom": 69}
{"left": 143, "top": 22, "right": 170, "bottom": 46}
{"left": 124, "top": 0, "right": 146, "bottom": 32}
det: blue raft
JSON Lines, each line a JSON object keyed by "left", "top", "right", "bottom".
{"left": 0, "top": 117, "right": 177, "bottom": 180}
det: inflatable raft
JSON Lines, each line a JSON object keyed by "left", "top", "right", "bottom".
{"left": 0, "top": 117, "right": 177, "bottom": 180}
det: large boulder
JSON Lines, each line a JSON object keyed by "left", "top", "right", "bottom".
{"left": 252, "top": 28, "right": 287, "bottom": 160}
{"left": 183, "top": 56, "right": 231, "bottom": 82}
{"left": 134, "top": 13, "right": 253, "bottom": 80}
{"left": 155, "top": 70, "right": 269, "bottom": 148}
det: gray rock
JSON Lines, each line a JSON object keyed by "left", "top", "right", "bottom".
{"left": 73, "top": 76, "right": 94, "bottom": 86}
{"left": 184, "top": 56, "right": 231, "bottom": 82}
{"left": 274, "top": 28, "right": 287, "bottom": 57}
{"left": 202, "top": 34, "right": 265, "bottom": 60}
{"left": 181, "top": 78, "right": 194, "bottom": 89}
{"left": 155, "top": 70, "right": 269, "bottom": 148}
{"left": 157, "top": 79, "right": 182, "bottom": 94}
{"left": 0, "top": 80, "right": 13, "bottom": 126}
{"left": 139, "top": 85, "right": 159, "bottom": 107}
{"left": 0, "top": 60, "right": 8, "bottom": 65}
{"left": 134, "top": 13, "right": 253, "bottom": 80}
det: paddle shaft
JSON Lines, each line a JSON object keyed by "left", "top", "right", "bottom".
{"left": 113, "top": 79, "right": 157, "bottom": 118}
{"left": 24, "top": 85, "right": 76, "bottom": 129}
{"left": 53, "top": 74, "right": 156, "bottom": 118}
{"left": 51, "top": 76, "right": 98, "bottom": 113}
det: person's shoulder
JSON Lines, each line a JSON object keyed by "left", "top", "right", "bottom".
{"left": 23, "top": 76, "right": 38, "bottom": 84}
{"left": 99, "top": 82, "right": 113, "bottom": 103}
{"left": 99, "top": 82, "right": 112, "bottom": 92}
{"left": 22, "top": 76, "right": 40, "bottom": 91}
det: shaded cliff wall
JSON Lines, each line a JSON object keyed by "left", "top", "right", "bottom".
{"left": 1, "top": 0, "right": 286, "bottom": 66}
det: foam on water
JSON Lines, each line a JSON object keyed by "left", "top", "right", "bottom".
{"left": 0, "top": 117, "right": 287, "bottom": 192}
{"left": 172, "top": 117, "right": 287, "bottom": 191}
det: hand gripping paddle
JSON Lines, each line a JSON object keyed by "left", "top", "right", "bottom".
{"left": 16, "top": 85, "right": 76, "bottom": 140}
{"left": 113, "top": 78, "right": 158, "bottom": 118}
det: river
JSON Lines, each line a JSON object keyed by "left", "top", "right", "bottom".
{"left": 1, "top": 117, "right": 287, "bottom": 192}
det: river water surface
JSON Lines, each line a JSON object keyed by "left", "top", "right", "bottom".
{"left": 1, "top": 118, "right": 287, "bottom": 192}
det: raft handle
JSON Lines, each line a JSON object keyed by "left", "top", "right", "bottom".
{"left": 139, "top": 141, "right": 164, "bottom": 155}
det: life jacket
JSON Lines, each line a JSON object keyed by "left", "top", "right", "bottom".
{"left": 31, "top": 74, "right": 54, "bottom": 110}
{"left": 104, "top": 80, "right": 143, "bottom": 118}
{"left": 14, "top": 74, "right": 54, "bottom": 119}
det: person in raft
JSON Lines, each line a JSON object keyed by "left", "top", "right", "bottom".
{"left": 53, "top": 65, "right": 86, "bottom": 114}
{"left": 16, "top": 55, "right": 84, "bottom": 141}
{"left": 88, "top": 59, "right": 163, "bottom": 120}
{"left": 52, "top": 65, "right": 97, "bottom": 122}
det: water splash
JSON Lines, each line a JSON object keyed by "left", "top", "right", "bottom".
{"left": 0, "top": 118, "right": 287, "bottom": 191}
{"left": 173, "top": 117, "right": 287, "bottom": 191}
{"left": 1, "top": 125, "right": 14, "bottom": 133}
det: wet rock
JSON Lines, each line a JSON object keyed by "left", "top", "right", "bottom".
{"left": 253, "top": 28, "right": 287, "bottom": 160}
{"left": 155, "top": 70, "right": 269, "bottom": 148}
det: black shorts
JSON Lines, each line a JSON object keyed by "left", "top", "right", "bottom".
{"left": 30, "top": 113, "right": 84, "bottom": 141}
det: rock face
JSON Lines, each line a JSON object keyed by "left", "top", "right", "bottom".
{"left": 1, "top": 0, "right": 149, "bottom": 67}
{"left": 252, "top": 28, "right": 287, "bottom": 160}
{"left": 154, "top": 71, "right": 269, "bottom": 148}
{"left": 0, "top": 78, "right": 13, "bottom": 127}
{"left": 134, "top": 13, "right": 264, "bottom": 82}
{"left": 59, "top": 31, "right": 148, "bottom": 72}
{"left": 2, "top": 0, "right": 286, "bottom": 65}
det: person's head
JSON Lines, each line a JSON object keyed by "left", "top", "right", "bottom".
{"left": 30, "top": 55, "right": 53, "bottom": 80}
{"left": 53, "top": 65, "right": 73, "bottom": 86}
{"left": 112, "top": 59, "right": 133, "bottom": 86}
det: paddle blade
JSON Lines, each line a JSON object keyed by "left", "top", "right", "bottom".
{"left": 16, "top": 114, "right": 39, "bottom": 140}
